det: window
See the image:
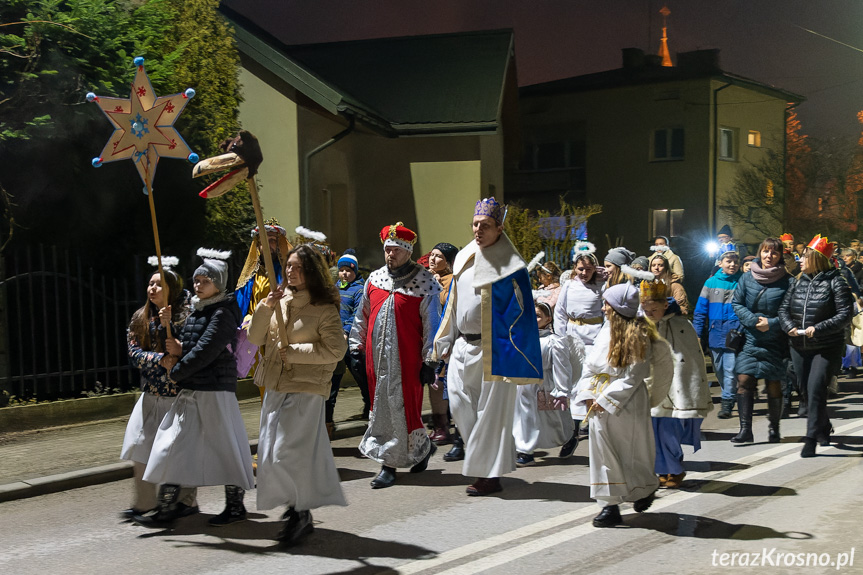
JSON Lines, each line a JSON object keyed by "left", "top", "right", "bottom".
{"left": 748, "top": 130, "right": 761, "bottom": 147}
{"left": 651, "top": 128, "right": 684, "bottom": 161}
{"left": 521, "top": 140, "right": 586, "bottom": 171}
{"left": 650, "top": 208, "right": 685, "bottom": 238}
{"left": 719, "top": 127, "right": 736, "bottom": 160}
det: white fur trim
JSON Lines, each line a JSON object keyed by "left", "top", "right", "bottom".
{"left": 526, "top": 251, "right": 545, "bottom": 272}
{"left": 196, "top": 248, "right": 232, "bottom": 260}
{"left": 147, "top": 255, "right": 179, "bottom": 270}
{"left": 573, "top": 241, "right": 596, "bottom": 258}
{"left": 295, "top": 226, "right": 327, "bottom": 242}
{"left": 622, "top": 265, "right": 656, "bottom": 282}
{"left": 650, "top": 245, "right": 669, "bottom": 253}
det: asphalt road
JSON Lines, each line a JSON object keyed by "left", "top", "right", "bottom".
{"left": 2, "top": 384, "right": 862, "bottom": 575}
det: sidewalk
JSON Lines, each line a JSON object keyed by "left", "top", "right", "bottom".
{"left": 0, "top": 386, "right": 423, "bottom": 502}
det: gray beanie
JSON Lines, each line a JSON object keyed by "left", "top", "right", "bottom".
{"left": 603, "top": 282, "right": 640, "bottom": 318}
{"left": 193, "top": 248, "right": 232, "bottom": 293}
{"left": 604, "top": 247, "right": 635, "bottom": 267}
{"left": 631, "top": 255, "right": 650, "bottom": 270}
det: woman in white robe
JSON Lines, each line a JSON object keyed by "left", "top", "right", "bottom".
{"left": 574, "top": 282, "right": 672, "bottom": 528}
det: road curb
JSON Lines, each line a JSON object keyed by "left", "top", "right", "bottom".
{"left": 0, "top": 413, "right": 399, "bottom": 503}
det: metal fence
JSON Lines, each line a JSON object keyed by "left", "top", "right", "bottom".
{"left": 0, "top": 245, "right": 140, "bottom": 401}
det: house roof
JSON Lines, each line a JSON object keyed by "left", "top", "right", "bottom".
{"left": 521, "top": 49, "right": 805, "bottom": 104}
{"left": 220, "top": 5, "right": 514, "bottom": 136}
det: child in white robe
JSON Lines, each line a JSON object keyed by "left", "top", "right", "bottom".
{"left": 513, "top": 303, "right": 584, "bottom": 466}
{"left": 640, "top": 281, "right": 711, "bottom": 489}
{"left": 574, "top": 281, "right": 672, "bottom": 528}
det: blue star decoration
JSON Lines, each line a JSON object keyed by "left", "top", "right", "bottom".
{"left": 88, "top": 57, "right": 199, "bottom": 190}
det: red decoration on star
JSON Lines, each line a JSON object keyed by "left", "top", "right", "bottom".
{"left": 89, "top": 60, "right": 195, "bottom": 189}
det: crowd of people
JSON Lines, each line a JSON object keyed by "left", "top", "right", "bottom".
{"left": 118, "top": 207, "right": 859, "bottom": 538}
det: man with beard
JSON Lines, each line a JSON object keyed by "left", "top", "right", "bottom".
{"left": 350, "top": 222, "right": 442, "bottom": 489}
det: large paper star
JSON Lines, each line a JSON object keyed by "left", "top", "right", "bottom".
{"left": 88, "top": 57, "right": 198, "bottom": 190}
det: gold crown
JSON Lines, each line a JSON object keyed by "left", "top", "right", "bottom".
{"left": 639, "top": 279, "right": 667, "bottom": 302}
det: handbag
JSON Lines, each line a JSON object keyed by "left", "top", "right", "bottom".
{"left": 725, "top": 286, "right": 767, "bottom": 352}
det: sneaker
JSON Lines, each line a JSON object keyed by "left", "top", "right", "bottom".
{"left": 663, "top": 472, "right": 686, "bottom": 489}
{"left": 558, "top": 433, "right": 578, "bottom": 458}
{"left": 516, "top": 453, "right": 535, "bottom": 467}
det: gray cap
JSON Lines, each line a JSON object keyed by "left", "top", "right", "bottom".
{"left": 604, "top": 247, "right": 635, "bottom": 267}
{"left": 603, "top": 282, "right": 640, "bottom": 318}
{"left": 193, "top": 248, "right": 231, "bottom": 293}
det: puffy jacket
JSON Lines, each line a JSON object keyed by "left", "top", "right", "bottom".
{"left": 338, "top": 276, "right": 365, "bottom": 336}
{"left": 778, "top": 268, "right": 853, "bottom": 352}
{"left": 248, "top": 289, "right": 347, "bottom": 396}
{"left": 692, "top": 269, "right": 741, "bottom": 349}
{"left": 732, "top": 269, "right": 792, "bottom": 380}
{"left": 170, "top": 293, "right": 242, "bottom": 392}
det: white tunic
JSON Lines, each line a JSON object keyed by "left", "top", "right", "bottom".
{"left": 446, "top": 260, "right": 518, "bottom": 478}
{"left": 512, "top": 329, "right": 581, "bottom": 453}
{"left": 574, "top": 325, "right": 665, "bottom": 506}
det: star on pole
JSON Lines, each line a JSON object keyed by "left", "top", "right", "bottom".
{"left": 88, "top": 57, "right": 199, "bottom": 190}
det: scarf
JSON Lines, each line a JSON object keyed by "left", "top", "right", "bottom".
{"left": 191, "top": 291, "right": 228, "bottom": 311}
{"left": 749, "top": 260, "right": 787, "bottom": 285}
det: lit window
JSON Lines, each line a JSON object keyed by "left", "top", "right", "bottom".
{"left": 748, "top": 130, "right": 761, "bottom": 147}
{"left": 650, "top": 208, "right": 685, "bottom": 238}
{"left": 719, "top": 127, "right": 736, "bottom": 160}
{"left": 651, "top": 128, "right": 684, "bottom": 161}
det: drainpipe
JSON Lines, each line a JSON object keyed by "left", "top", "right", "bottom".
{"left": 302, "top": 116, "right": 355, "bottom": 226}
{"left": 711, "top": 81, "right": 731, "bottom": 236}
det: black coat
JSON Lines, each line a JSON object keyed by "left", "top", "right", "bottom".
{"left": 778, "top": 268, "right": 853, "bottom": 352}
{"left": 170, "top": 293, "right": 241, "bottom": 392}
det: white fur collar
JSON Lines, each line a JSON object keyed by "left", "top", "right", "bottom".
{"left": 191, "top": 291, "right": 228, "bottom": 311}
{"left": 453, "top": 234, "right": 525, "bottom": 288}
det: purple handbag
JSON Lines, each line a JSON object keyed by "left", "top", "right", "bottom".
{"left": 234, "top": 327, "right": 259, "bottom": 378}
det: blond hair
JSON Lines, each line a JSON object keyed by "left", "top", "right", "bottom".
{"left": 607, "top": 308, "right": 659, "bottom": 368}
{"left": 605, "top": 264, "right": 625, "bottom": 288}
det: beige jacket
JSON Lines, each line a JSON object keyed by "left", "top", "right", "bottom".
{"left": 247, "top": 289, "right": 346, "bottom": 396}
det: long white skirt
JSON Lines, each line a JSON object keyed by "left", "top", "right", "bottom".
{"left": 513, "top": 384, "right": 572, "bottom": 453}
{"left": 588, "top": 383, "right": 659, "bottom": 506}
{"left": 447, "top": 338, "right": 517, "bottom": 478}
{"left": 256, "top": 390, "right": 347, "bottom": 511}
{"left": 143, "top": 389, "right": 255, "bottom": 490}
{"left": 121, "top": 393, "right": 176, "bottom": 464}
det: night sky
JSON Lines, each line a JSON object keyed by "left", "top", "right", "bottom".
{"left": 223, "top": 0, "right": 863, "bottom": 140}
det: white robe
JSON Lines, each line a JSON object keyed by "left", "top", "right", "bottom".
{"left": 513, "top": 329, "right": 582, "bottom": 453}
{"left": 574, "top": 325, "right": 671, "bottom": 506}
{"left": 649, "top": 314, "right": 712, "bottom": 419}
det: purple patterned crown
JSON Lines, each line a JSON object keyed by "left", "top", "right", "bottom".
{"left": 474, "top": 197, "right": 503, "bottom": 224}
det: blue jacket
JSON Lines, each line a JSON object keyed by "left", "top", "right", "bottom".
{"left": 692, "top": 269, "right": 742, "bottom": 349}
{"left": 338, "top": 276, "right": 365, "bottom": 336}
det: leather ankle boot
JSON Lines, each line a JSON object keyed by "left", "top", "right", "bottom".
{"left": 209, "top": 485, "right": 247, "bottom": 526}
{"left": 730, "top": 391, "right": 754, "bottom": 443}
{"left": 133, "top": 483, "right": 181, "bottom": 526}
{"left": 443, "top": 430, "right": 465, "bottom": 461}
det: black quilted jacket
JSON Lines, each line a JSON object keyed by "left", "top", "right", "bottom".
{"left": 778, "top": 268, "right": 853, "bottom": 352}
{"left": 170, "top": 293, "right": 241, "bottom": 392}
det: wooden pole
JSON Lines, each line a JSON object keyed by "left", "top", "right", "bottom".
{"left": 246, "top": 176, "right": 289, "bottom": 346}
{"left": 144, "top": 176, "right": 171, "bottom": 339}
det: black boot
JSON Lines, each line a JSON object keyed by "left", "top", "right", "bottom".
{"left": 559, "top": 429, "right": 579, "bottom": 458}
{"left": 730, "top": 392, "right": 754, "bottom": 443}
{"left": 592, "top": 505, "right": 622, "bottom": 528}
{"left": 133, "top": 483, "right": 181, "bottom": 526}
{"left": 767, "top": 397, "right": 782, "bottom": 443}
{"left": 443, "top": 430, "right": 465, "bottom": 462}
{"left": 209, "top": 485, "right": 247, "bottom": 526}
{"left": 278, "top": 507, "right": 314, "bottom": 545}
{"left": 717, "top": 398, "right": 735, "bottom": 419}
{"left": 801, "top": 437, "right": 817, "bottom": 458}
{"left": 781, "top": 396, "right": 792, "bottom": 419}
{"left": 410, "top": 442, "right": 437, "bottom": 473}
{"left": 370, "top": 465, "right": 396, "bottom": 489}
